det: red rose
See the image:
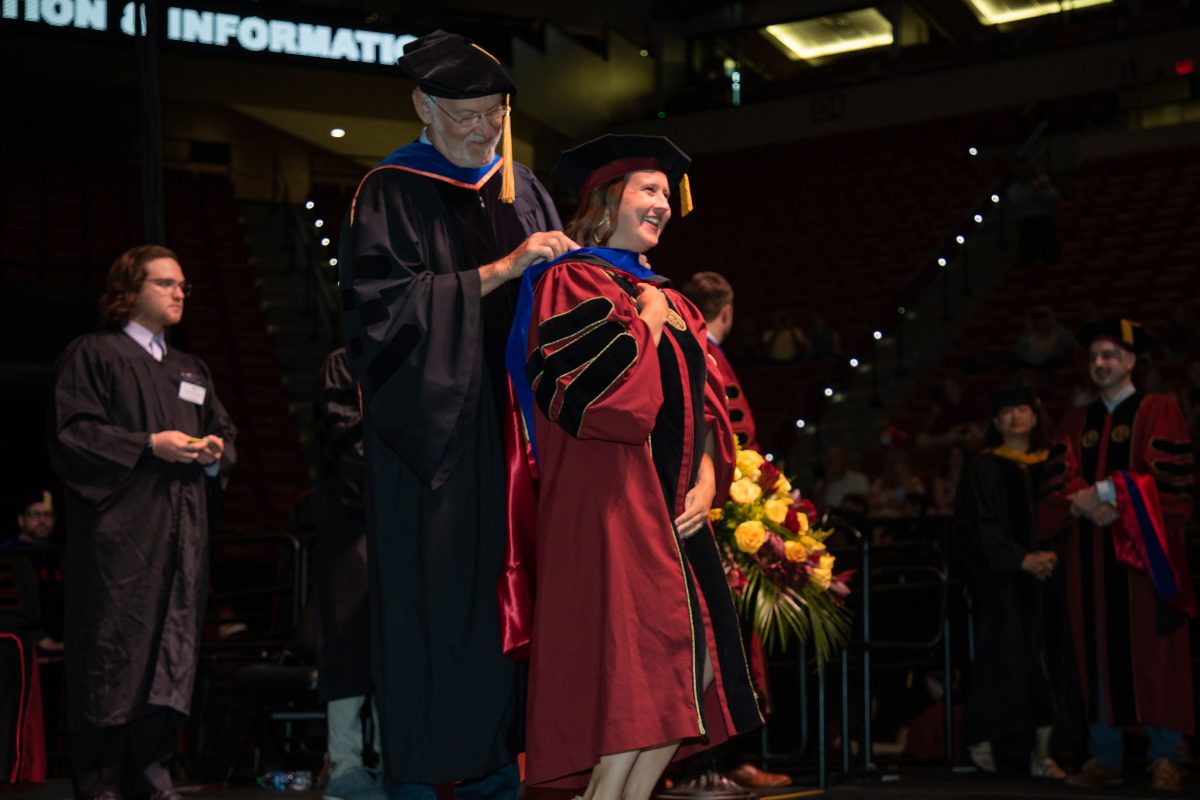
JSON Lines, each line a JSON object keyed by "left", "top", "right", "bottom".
{"left": 796, "top": 498, "right": 817, "bottom": 522}
{"left": 783, "top": 508, "right": 801, "bottom": 534}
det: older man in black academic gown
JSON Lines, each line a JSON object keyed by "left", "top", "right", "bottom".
{"left": 48, "top": 245, "right": 236, "bottom": 800}
{"left": 337, "top": 31, "right": 573, "bottom": 800}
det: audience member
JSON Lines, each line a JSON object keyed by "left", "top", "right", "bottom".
{"left": 918, "top": 376, "right": 985, "bottom": 448}
{"left": 1, "top": 486, "right": 64, "bottom": 653}
{"left": 1008, "top": 162, "right": 1061, "bottom": 267}
{"left": 868, "top": 448, "right": 926, "bottom": 518}
{"left": 762, "top": 310, "right": 809, "bottom": 363}
{"left": 929, "top": 444, "right": 966, "bottom": 517}
{"left": 808, "top": 314, "right": 843, "bottom": 361}
{"left": 2, "top": 488, "right": 56, "bottom": 551}
{"left": 1013, "top": 305, "right": 1074, "bottom": 370}
{"left": 813, "top": 446, "right": 870, "bottom": 514}
{"left": 48, "top": 245, "right": 237, "bottom": 800}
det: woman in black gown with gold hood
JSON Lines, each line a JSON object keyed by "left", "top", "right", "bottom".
{"left": 955, "top": 387, "right": 1068, "bottom": 778}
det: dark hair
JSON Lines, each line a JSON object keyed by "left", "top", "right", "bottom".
{"left": 565, "top": 178, "right": 626, "bottom": 247}
{"left": 98, "top": 245, "right": 179, "bottom": 330}
{"left": 681, "top": 272, "right": 734, "bottom": 323}
{"left": 984, "top": 401, "right": 1053, "bottom": 450}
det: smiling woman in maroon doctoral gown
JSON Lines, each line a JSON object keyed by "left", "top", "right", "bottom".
{"left": 512, "top": 135, "right": 762, "bottom": 799}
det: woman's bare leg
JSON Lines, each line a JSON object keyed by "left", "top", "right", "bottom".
{"left": 622, "top": 650, "right": 717, "bottom": 800}
{"left": 582, "top": 750, "right": 639, "bottom": 800}
{"left": 621, "top": 741, "right": 682, "bottom": 800}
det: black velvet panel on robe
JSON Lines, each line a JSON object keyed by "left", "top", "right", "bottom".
{"left": 338, "top": 162, "right": 560, "bottom": 784}
{"left": 47, "top": 332, "right": 236, "bottom": 729}
{"left": 956, "top": 453, "right": 1059, "bottom": 750}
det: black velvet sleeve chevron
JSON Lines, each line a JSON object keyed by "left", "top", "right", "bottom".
{"left": 527, "top": 306, "right": 639, "bottom": 437}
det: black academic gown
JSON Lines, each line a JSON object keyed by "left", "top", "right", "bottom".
{"left": 314, "top": 348, "right": 370, "bottom": 701}
{"left": 47, "top": 331, "right": 236, "bottom": 729}
{"left": 339, "top": 161, "right": 561, "bottom": 784}
{"left": 955, "top": 452, "right": 1056, "bottom": 752}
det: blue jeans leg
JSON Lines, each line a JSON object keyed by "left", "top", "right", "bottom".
{"left": 1087, "top": 722, "right": 1123, "bottom": 771}
{"left": 1145, "top": 726, "right": 1182, "bottom": 765}
{"left": 454, "top": 761, "right": 520, "bottom": 800}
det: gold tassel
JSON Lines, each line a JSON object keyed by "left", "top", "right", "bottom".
{"left": 500, "top": 93, "right": 515, "bottom": 204}
{"left": 1120, "top": 319, "right": 1135, "bottom": 346}
{"left": 42, "top": 490, "right": 52, "bottom": 510}
{"left": 679, "top": 173, "right": 693, "bottom": 217}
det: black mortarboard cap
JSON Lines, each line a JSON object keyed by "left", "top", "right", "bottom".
{"left": 552, "top": 134, "right": 694, "bottom": 215}
{"left": 397, "top": 30, "right": 516, "bottom": 99}
{"left": 991, "top": 386, "right": 1039, "bottom": 414}
{"left": 1077, "top": 318, "right": 1151, "bottom": 355}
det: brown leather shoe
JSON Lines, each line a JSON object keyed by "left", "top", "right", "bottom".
{"left": 1066, "top": 758, "right": 1123, "bottom": 788}
{"left": 1148, "top": 759, "right": 1183, "bottom": 792}
{"left": 727, "top": 763, "right": 792, "bottom": 788}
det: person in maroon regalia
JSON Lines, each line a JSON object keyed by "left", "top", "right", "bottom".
{"left": 681, "top": 272, "right": 759, "bottom": 452}
{"left": 1039, "top": 319, "right": 1195, "bottom": 792}
{"left": 508, "top": 135, "right": 762, "bottom": 798}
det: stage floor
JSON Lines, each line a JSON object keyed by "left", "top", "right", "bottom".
{"left": 3, "top": 773, "right": 1190, "bottom": 800}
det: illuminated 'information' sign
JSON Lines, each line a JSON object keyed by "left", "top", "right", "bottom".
{"left": 3, "top": 0, "right": 417, "bottom": 65}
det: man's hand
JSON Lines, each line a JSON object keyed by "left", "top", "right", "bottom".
{"left": 1068, "top": 485, "right": 1102, "bottom": 517}
{"left": 196, "top": 435, "right": 225, "bottom": 466}
{"left": 1090, "top": 504, "right": 1120, "bottom": 528}
{"left": 675, "top": 455, "right": 716, "bottom": 540}
{"left": 480, "top": 231, "right": 578, "bottom": 295}
{"left": 150, "top": 431, "right": 207, "bottom": 463}
{"left": 1021, "top": 551, "right": 1058, "bottom": 581}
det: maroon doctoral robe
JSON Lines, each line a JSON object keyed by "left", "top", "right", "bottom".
{"left": 708, "top": 342, "right": 759, "bottom": 452}
{"left": 522, "top": 255, "right": 762, "bottom": 787}
{"left": 1040, "top": 391, "right": 1195, "bottom": 734}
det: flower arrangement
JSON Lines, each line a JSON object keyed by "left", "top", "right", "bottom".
{"left": 710, "top": 448, "right": 852, "bottom": 665}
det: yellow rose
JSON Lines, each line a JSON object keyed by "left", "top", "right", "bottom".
{"left": 810, "top": 553, "right": 836, "bottom": 590}
{"left": 800, "top": 534, "right": 825, "bottom": 553}
{"left": 708, "top": 507, "right": 724, "bottom": 521}
{"left": 795, "top": 512, "right": 810, "bottom": 533}
{"left": 784, "top": 540, "right": 807, "bottom": 562}
{"left": 763, "top": 498, "right": 789, "bottom": 524}
{"left": 775, "top": 475, "right": 792, "bottom": 495}
{"left": 734, "top": 521, "right": 767, "bottom": 554}
{"left": 729, "top": 478, "right": 763, "bottom": 506}
{"left": 736, "top": 450, "right": 764, "bottom": 480}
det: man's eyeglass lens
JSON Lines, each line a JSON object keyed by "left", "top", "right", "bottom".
{"left": 150, "top": 279, "right": 192, "bottom": 296}
{"left": 431, "top": 98, "right": 509, "bottom": 127}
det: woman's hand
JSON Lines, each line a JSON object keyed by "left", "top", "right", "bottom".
{"left": 1021, "top": 551, "right": 1058, "bottom": 581}
{"left": 635, "top": 283, "right": 668, "bottom": 345}
{"left": 675, "top": 454, "right": 716, "bottom": 539}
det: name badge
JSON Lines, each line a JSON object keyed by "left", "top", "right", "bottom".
{"left": 179, "top": 381, "right": 207, "bottom": 405}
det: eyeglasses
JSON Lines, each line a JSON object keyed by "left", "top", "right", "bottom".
{"left": 147, "top": 279, "right": 193, "bottom": 297}
{"left": 22, "top": 510, "right": 54, "bottom": 518}
{"left": 427, "top": 96, "right": 509, "bottom": 128}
